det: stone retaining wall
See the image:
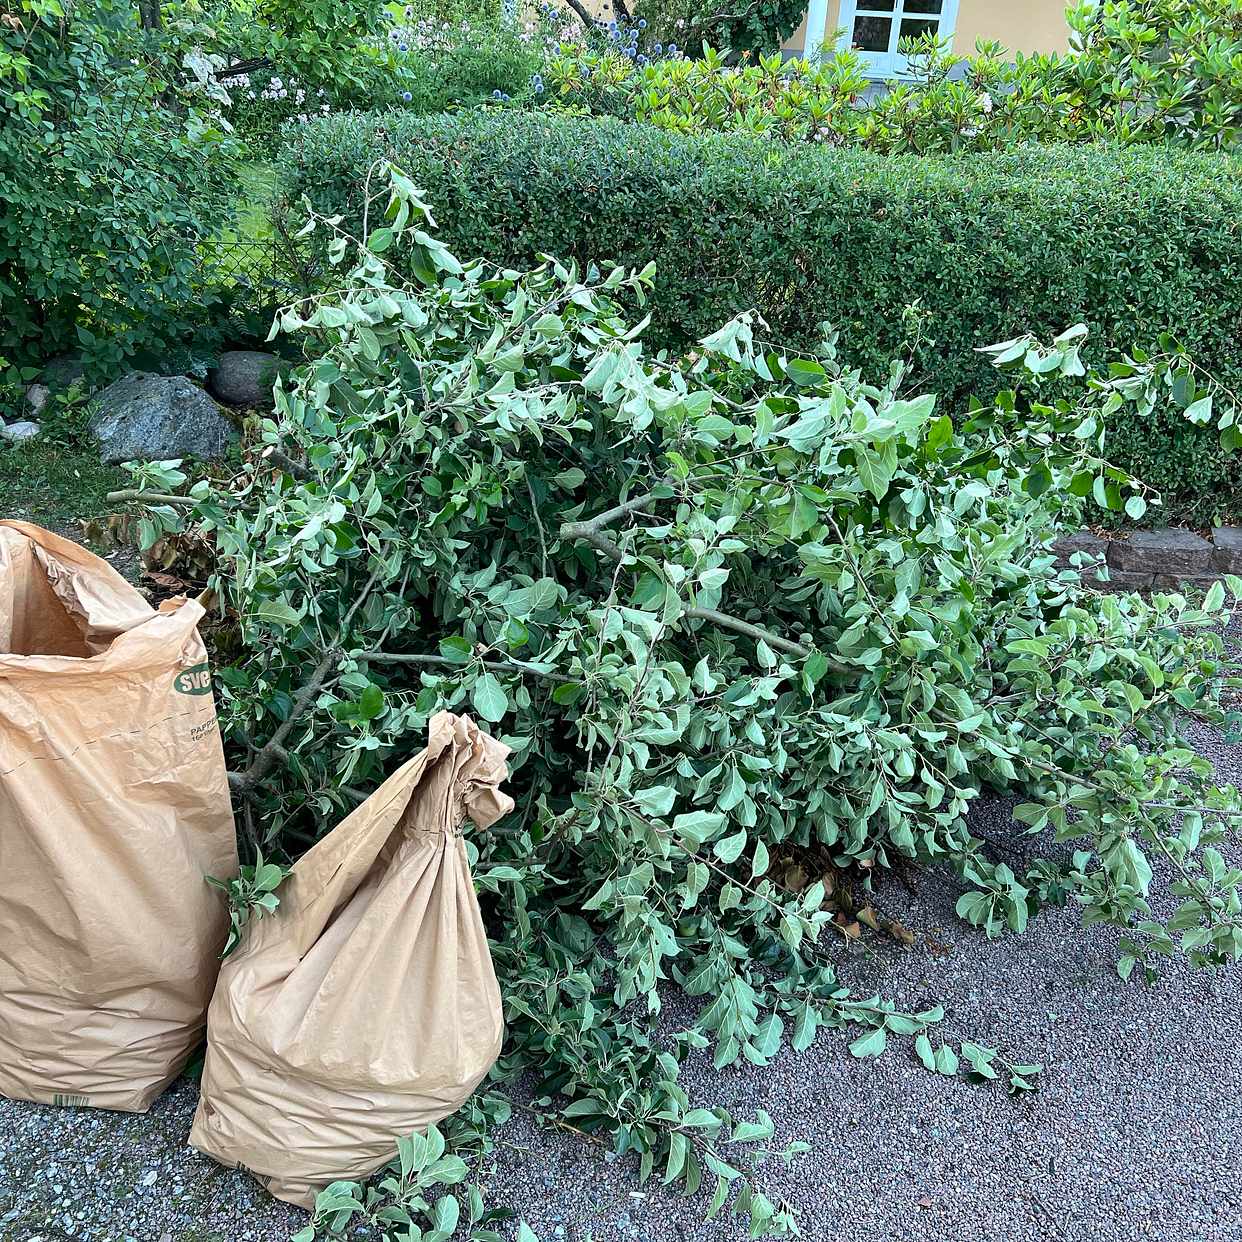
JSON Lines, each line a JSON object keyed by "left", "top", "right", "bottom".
{"left": 1053, "top": 528, "right": 1242, "bottom": 591}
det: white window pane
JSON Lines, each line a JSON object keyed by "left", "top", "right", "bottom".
{"left": 904, "top": 0, "right": 945, "bottom": 13}
{"left": 899, "top": 16, "right": 940, "bottom": 43}
{"left": 852, "top": 15, "right": 893, "bottom": 50}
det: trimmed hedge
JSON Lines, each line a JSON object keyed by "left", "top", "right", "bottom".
{"left": 276, "top": 111, "right": 1242, "bottom": 523}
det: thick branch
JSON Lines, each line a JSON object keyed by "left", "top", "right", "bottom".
{"left": 229, "top": 742, "right": 367, "bottom": 807}
{"left": 685, "top": 0, "right": 765, "bottom": 43}
{"left": 558, "top": 487, "right": 664, "bottom": 562}
{"left": 559, "top": 0, "right": 598, "bottom": 30}
{"left": 265, "top": 448, "right": 310, "bottom": 481}
{"left": 357, "top": 651, "right": 573, "bottom": 683}
{"left": 230, "top": 561, "right": 386, "bottom": 797}
{"left": 560, "top": 488, "right": 668, "bottom": 540}
{"left": 233, "top": 649, "right": 342, "bottom": 796}
{"left": 106, "top": 489, "right": 196, "bottom": 507}
{"left": 215, "top": 55, "right": 273, "bottom": 81}
{"left": 684, "top": 606, "right": 812, "bottom": 660}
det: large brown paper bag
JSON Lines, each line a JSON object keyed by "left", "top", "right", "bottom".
{"left": 0, "top": 520, "right": 237, "bottom": 1112}
{"left": 189, "top": 711, "right": 509, "bottom": 1207}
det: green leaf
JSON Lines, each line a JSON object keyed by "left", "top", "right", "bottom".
{"left": 357, "top": 683, "right": 385, "bottom": 721}
{"left": 1184, "top": 395, "right": 1213, "bottom": 425}
{"left": 471, "top": 673, "right": 509, "bottom": 723}
{"left": 255, "top": 863, "right": 285, "bottom": 893}
{"left": 848, "top": 1027, "right": 887, "bottom": 1058}
{"left": 634, "top": 785, "right": 677, "bottom": 817}
{"left": 713, "top": 830, "right": 747, "bottom": 864}
{"left": 914, "top": 1034, "right": 936, "bottom": 1071}
{"left": 855, "top": 445, "right": 893, "bottom": 501}
{"left": 785, "top": 358, "right": 826, "bottom": 387}
{"left": 438, "top": 636, "right": 473, "bottom": 664}
{"left": 673, "top": 811, "right": 725, "bottom": 847}
{"left": 751, "top": 839, "right": 770, "bottom": 878}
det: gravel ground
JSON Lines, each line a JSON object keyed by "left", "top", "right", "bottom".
{"left": 3, "top": 735, "right": 1239, "bottom": 1242}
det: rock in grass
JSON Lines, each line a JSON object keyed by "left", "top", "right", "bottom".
{"left": 40, "top": 354, "right": 88, "bottom": 393}
{"left": 25, "top": 383, "right": 50, "bottom": 416}
{"left": 90, "top": 373, "right": 238, "bottom": 464}
{"left": 0, "top": 420, "right": 41, "bottom": 443}
{"left": 206, "top": 350, "right": 280, "bottom": 407}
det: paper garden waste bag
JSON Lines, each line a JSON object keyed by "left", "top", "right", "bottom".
{"left": 0, "top": 520, "right": 237, "bottom": 1112}
{"left": 189, "top": 711, "right": 510, "bottom": 1208}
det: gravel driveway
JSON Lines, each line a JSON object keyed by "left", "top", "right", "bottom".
{"left": 3, "top": 727, "right": 1239, "bottom": 1242}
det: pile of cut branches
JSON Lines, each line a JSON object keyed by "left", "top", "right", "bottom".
{"left": 122, "top": 167, "right": 1242, "bottom": 1239}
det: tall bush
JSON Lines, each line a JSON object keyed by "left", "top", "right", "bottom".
{"left": 276, "top": 111, "right": 1242, "bottom": 523}
{"left": 0, "top": 0, "right": 240, "bottom": 371}
{"left": 539, "top": 0, "right": 1242, "bottom": 152}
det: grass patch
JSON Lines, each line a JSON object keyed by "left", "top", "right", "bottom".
{"left": 0, "top": 440, "right": 125, "bottom": 534}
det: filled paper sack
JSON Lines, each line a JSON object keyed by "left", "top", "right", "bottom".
{"left": 0, "top": 520, "right": 237, "bottom": 1111}
{"left": 190, "top": 711, "right": 509, "bottom": 1207}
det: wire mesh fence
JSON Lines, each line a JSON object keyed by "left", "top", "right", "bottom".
{"left": 198, "top": 237, "right": 306, "bottom": 314}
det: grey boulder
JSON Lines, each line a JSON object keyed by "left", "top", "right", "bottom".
{"left": 40, "top": 354, "right": 88, "bottom": 393}
{"left": 0, "top": 420, "right": 41, "bottom": 443}
{"left": 1212, "top": 527, "right": 1242, "bottom": 574}
{"left": 90, "top": 373, "right": 238, "bottom": 464}
{"left": 207, "top": 350, "right": 280, "bottom": 407}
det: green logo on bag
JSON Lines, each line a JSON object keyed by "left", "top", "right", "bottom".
{"left": 174, "top": 662, "right": 213, "bottom": 695}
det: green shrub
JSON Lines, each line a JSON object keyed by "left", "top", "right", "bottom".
{"left": 276, "top": 110, "right": 1242, "bottom": 524}
{"left": 1059, "top": 0, "right": 1242, "bottom": 150}
{"left": 0, "top": 1, "right": 241, "bottom": 373}
{"left": 389, "top": 18, "right": 544, "bottom": 112}
{"left": 541, "top": 0, "right": 1242, "bottom": 153}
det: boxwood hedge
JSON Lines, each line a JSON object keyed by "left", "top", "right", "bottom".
{"left": 276, "top": 110, "right": 1242, "bottom": 524}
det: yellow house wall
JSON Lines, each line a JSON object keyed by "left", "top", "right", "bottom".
{"left": 783, "top": 0, "right": 1069, "bottom": 59}
{"left": 955, "top": 0, "right": 1069, "bottom": 54}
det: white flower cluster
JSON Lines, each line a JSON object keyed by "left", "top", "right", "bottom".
{"left": 236, "top": 74, "right": 331, "bottom": 123}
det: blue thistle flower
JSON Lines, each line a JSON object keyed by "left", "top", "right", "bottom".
{"left": 401, "top": 90, "right": 412, "bottom": 101}
{"left": 637, "top": 17, "right": 646, "bottom": 28}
